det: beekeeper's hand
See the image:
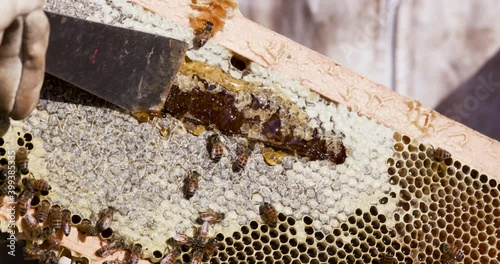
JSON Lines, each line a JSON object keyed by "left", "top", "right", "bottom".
{"left": 0, "top": 0, "right": 49, "bottom": 121}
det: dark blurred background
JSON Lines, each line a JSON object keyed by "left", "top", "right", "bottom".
{"left": 0, "top": 232, "right": 37, "bottom": 264}
{"left": 239, "top": 0, "right": 500, "bottom": 141}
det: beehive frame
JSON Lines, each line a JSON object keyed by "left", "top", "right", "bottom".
{"left": 1, "top": 0, "right": 499, "bottom": 264}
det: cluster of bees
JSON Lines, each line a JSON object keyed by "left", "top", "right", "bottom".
{"left": 0, "top": 147, "right": 145, "bottom": 264}
{"left": 0, "top": 140, "right": 279, "bottom": 264}
{"left": 207, "top": 133, "right": 254, "bottom": 173}
{"left": 0, "top": 147, "right": 61, "bottom": 263}
{"left": 178, "top": 132, "right": 279, "bottom": 263}
{"left": 159, "top": 203, "right": 278, "bottom": 264}
{"left": 1, "top": 147, "right": 36, "bottom": 207}
{"left": 98, "top": 238, "right": 143, "bottom": 264}
{"left": 162, "top": 210, "right": 223, "bottom": 264}
{"left": 182, "top": 132, "right": 253, "bottom": 196}
{"left": 22, "top": 198, "right": 143, "bottom": 264}
{"left": 179, "top": 131, "right": 279, "bottom": 262}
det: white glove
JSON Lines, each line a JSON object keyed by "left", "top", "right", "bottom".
{"left": 0, "top": 0, "right": 49, "bottom": 121}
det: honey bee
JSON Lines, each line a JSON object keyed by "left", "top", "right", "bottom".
{"left": 0, "top": 181, "right": 7, "bottom": 196}
{"left": 193, "top": 21, "right": 213, "bottom": 48}
{"left": 232, "top": 144, "right": 254, "bottom": 172}
{"left": 29, "top": 225, "right": 45, "bottom": 241}
{"left": 188, "top": 222, "right": 210, "bottom": 250}
{"left": 37, "top": 200, "right": 51, "bottom": 223}
{"left": 428, "top": 146, "right": 451, "bottom": 162}
{"left": 96, "top": 237, "right": 126, "bottom": 257}
{"left": 379, "top": 253, "right": 398, "bottom": 264}
{"left": 15, "top": 147, "right": 29, "bottom": 174}
{"left": 202, "top": 238, "right": 218, "bottom": 260}
{"left": 44, "top": 227, "right": 61, "bottom": 249}
{"left": 183, "top": 170, "right": 200, "bottom": 199}
{"left": 0, "top": 182, "right": 9, "bottom": 206}
{"left": 170, "top": 232, "right": 193, "bottom": 247}
{"left": 1, "top": 178, "right": 20, "bottom": 196}
{"left": 24, "top": 245, "right": 50, "bottom": 261}
{"left": 45, "top": 250, "right": 59, "bottom": 264}
{"left": 127, "top": 243, "right": 142, "bottom": 264}
{"left": 17, "top": 189, "right": 34, "bottom": 216}
{"left": 29, "top": 225, "right": 52, "bottom": 241}
{"left": 61, "top": 209, "right": 72, "bottom": 236}
{"left": 48, "top": 205, "right": 62, "bottom": 230}
{"left": 259, "top": 202, "right": 278, "bottom": 228}
{"left": 39, "top": 226, "right": 53, "bottom": 239}
{"left": 191, "top": 249, "right": 203, "bottom": 264}
{"left": 440, "top": 243, "right": 464, "bottom": 264}
{"left": 1, "top": 180, "right": 20, "bottom": 207}
{"left": 160, "top": 248, "right": 181, "bottom": 264}
{"left": 30, "top": 226, "right": 52, "bottom": 245}
{"left": 189, "top": 0, "right": 238, "bottom": 48}
{"left": 0, "top": 165, "right": 7, "bottom": 181}
{"left": 206, "top": 133, "right": 224, "bottom": 162}
{"left": 22, "top": 177, "right": 51, "bottom": 192}
{"left": 198, "top": 209, "right": 225, "bottom": 225}
{"left": 23, "top": 214, "right": 39, "bottom": 231}
{"left": 97, "top": 206, "right": 116, "bottom": 232}
{"left": 77, "top": 219, "right": 97, "bottom": 236}
{"left": 196, "top": 221, "right": 210, "bottom": 245}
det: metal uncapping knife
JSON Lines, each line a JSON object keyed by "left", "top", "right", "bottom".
{"left": 44, "top": 11, "right": 188, "bottom": 111}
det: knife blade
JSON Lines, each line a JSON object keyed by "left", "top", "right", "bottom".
{"left": 45, "top": 11, "right": 188, "bottom": 111}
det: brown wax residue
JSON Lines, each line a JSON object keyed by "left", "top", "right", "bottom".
{"left": 164, "top": 67, "right": 347, "bottom": 164}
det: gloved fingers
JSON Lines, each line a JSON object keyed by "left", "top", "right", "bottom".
{"left": 0, "top": 17, "right": 24, "bottom": 62}
{"left": 11, "top": 10, "right": 50, "bottom": 120}
{"left": 0, "top": 18, "right": 23, "bottom": 119}
{"left": 0, "top": 0, "right": 45, "bottom": 30}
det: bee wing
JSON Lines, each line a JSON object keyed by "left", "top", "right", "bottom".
{"left": 258, "top": 204, "right": 265, "bottom": 215}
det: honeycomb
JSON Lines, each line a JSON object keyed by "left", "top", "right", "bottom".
{"left": 0, "top": 1, "right": 499, "bottom": 264}
{"left": 4, "top": 128, "right": 498, "bottom": 264}
{"left": 387, "top": 133, "right": 499, "bottom": 264}
{"left": 192, "top": 132, "right": 499, "bottom": 264}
